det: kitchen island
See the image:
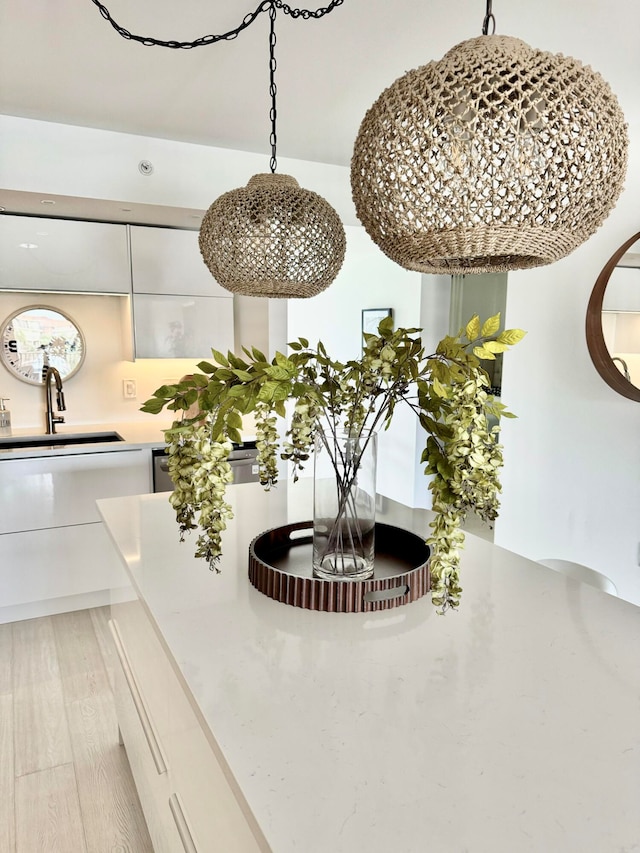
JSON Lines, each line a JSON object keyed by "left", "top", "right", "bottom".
{"left": 98, "top": 482, "right": 640, "bottom": 853}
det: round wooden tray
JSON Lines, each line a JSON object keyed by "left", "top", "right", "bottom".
{"left": 248, "top": 521, "right": 430, "bottom": 613}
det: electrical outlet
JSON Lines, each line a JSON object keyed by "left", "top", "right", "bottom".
{"left": 123, "top": 379, "right": 137, "bottom": 400}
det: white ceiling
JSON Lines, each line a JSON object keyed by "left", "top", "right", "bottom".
{"left": 0, "top": 0, "right": 638, "bottom": 171}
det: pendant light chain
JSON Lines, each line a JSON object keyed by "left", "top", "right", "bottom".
{"left": 89, "top": 0, "right": 342, "bottom": 50}
{"left": 481, "top": 0, "right": 496, "bottom": 35}
{"left": 269, "top": 4, "right": 278, "bottom": 173}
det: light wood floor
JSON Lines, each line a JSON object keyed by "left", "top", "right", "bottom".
{"left": 1, "top": 606, "right": 153, "bottom": 852}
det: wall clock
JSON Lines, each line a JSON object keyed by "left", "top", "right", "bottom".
{"left": 0, "top": 306, "right": 86, "bottom": 385}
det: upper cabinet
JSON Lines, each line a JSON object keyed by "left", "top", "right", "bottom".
{"left": 129, "top": 225, "right": 234, "bottom": 358}
{"left": 129, "top": 225, "right": 230, "bottom": 297}
{"left": 0, "top": 214, "right": 130, "bottom": 293}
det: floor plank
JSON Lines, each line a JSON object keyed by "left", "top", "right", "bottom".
{"left": 52, "top": 610, "right": 111, "bottom": 701}
{"left": 89, "top": 604, "right": 117, "bottom": 691}
{"left": 16, "top": 763, "right": 87, "bottom": 853}
{"left": 65, "top": 691, "right": 154, "bottom": 853}
{"left": 0, "top": 620, "right": 12, "bottom": 694}
{"left": 54, "top": 608, "right": 153, "bottom": 852}
{"left": 13, "top": 617, "right": 73, "bottom": 777}
{"left": 0, "top": 693, "right": 16, "bottom": 852}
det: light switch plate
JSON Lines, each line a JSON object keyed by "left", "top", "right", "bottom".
{"left": 123, "top": 379, "right": 137, "bottom": 400}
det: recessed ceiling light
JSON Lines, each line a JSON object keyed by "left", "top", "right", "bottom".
{"left": 40, "top": 199, "right": 56, "bottom": 206}
{"left": 19, "top": 243, "right": 38, "bottom": 249}
{"left": 121, "top": 207, "right": 132, "bottom": 212}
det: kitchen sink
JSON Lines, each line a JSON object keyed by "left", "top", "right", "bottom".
{"left": 0, "top": 431, "right": 124, "bottom": 450}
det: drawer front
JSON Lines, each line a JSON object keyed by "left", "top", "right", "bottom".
{"left": 111, "top": 599, "right": 265, "bottom": 852}
{"left": 109, "top": 617, "right": 180, "bottom": 853}
{"left": 0, "top": 522, "right": 127, "bottom": 607}
{"left": 0, "top": 449, "right": 149, "bottom": 533}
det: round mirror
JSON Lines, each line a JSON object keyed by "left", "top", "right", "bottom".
{"left": 586, "top": 232, "right": 640, "bottom": 402}
{"left": 0, "top": 306, "right": 86, "bottom": 386}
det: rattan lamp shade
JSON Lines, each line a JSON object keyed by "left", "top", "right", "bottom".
{"left": 199, "top": 173, "right": 346, "bottom": 298}
{"left": 351, "top": 35, "right": 629, "bottom": 275}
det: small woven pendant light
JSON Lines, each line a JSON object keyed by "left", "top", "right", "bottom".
{"left": 199, "top": 5, "right": 346, "bottom": 298}
{"left": 351, "top": 3, "right": 628, "bottom": 275}
{"left": 199, "top": 173, "right": 345, "bottom": 298}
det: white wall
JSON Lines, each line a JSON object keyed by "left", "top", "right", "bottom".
{"left": 287, "top": 226, "right": 423, "bottom": 505}
{"left": 0, "top": 115, "right": 358, "bottom": 225}
{"left": 496, "top": 124, "right": 640, "bottom": 605}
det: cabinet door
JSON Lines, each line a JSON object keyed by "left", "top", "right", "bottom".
{"left": 0, "top": 449, "right": 150, "bottom": 534}
{"left": 0, "top": 215, "right": 130, "bottom": 293}
{"left": 130, "top": 225, "right": 230, "bottom": 297}
{"left": 133, "top": 293, "right": 234, "bottom": 359}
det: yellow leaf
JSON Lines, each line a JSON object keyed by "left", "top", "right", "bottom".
{"left": 473, "top": 346, "right": 496, "bottom": 360}
{"left": 497, "top": 328, "right": 527, "bottom": 345}
{"left": 432, "top": 377, "right": 449, "bottom": 398}
{"left": 483, "top": 340, "right": 508, "bottom": 353}
{"left": 465, "top": 315, "right": 480, "bottom": 341}
{"left": 481, "top": 313, "right": 501, "bottom": 337}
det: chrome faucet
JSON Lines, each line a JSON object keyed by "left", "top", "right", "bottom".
{"left": 44, "top": 366, "right": 66, "bottom": 434}
{"left": 612, "top": 356, "right": 631, "bottom": 382}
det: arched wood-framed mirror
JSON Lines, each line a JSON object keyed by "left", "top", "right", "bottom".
{"left": 586, "top": 232, "right": 640, "bottom": 402}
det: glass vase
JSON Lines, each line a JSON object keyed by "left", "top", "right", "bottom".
{"left": 312, "top": 428, "right": 377, "bottom": 581}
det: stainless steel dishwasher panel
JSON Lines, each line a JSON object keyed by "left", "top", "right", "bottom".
{"left": 152, "top": 444, "right": 259, "bottom": 492}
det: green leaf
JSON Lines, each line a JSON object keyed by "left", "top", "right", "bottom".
{"left": 288, "top": 341, "right": 302, "bottom": 351}
{"left": 211, "top": 349, "right": 229, "bottom": 366}
{"left": 275, "top": 352, "right": 296, "bottom": 372}
{"left": 257, "top": 381, "right": 280, "bottom": 403}
{"left": 196, "top": 361, "right": 216, "bottom": 374}
{"left": 265, "top": 365, "right": 292, "bottom": 381}
{"left": 481, "top": 313, "right": 501, "bottom": 337}
{"left": 191, "top": 373, "right": 209, "bottom": 387}
{"left": 496, "top": 328, "right": 527, "bottom": 345}
{"left": 227, "top": 385, "right": 248, "bottom": 398}
{"left": 466, "top": 315, "right": 481, "bottom": 341}
{"left": 231, "top": 369, "right": 253, "bottom": 381}
{"left": 274, "top": 400, "right": 287, "bottom": 418}
{"left": 227, "top": 427, "right": 242, "bottom": 444}
{"left": 140, "top": 398, "right": 166, "bottom": 414}
{"left": 251, "top": 346, "right": 268, "bottom": 362}
{"left": 226, "top": 411, "right": 243, "bottom": 429}
{"left": 299, "top": 337, "right": 309, "bottom": 348}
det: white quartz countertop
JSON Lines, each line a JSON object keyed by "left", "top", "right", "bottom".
{"left": 98, "top": 483, "right": 640, "bottom": 853}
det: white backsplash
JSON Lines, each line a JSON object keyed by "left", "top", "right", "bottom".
{"left": 0, "top": 291, "right": 226, "bottom": 430}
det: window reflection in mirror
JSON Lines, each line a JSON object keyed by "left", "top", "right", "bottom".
{"left": 0, "top": 306, "right": 85, "bottom": 385}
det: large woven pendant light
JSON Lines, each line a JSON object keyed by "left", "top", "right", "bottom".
{"left": 351, "top": 2, "right": 628, "bottom": 275}
{"left": 91, "top": 0, "right": 346, "bottom": 298}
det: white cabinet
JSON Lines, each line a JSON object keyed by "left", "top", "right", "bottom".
{"left": 129, "top": 225, "right": 229, "bottom": 297}
{"left": 129, "top": 225, "right": 234, "bottom": 359}
{"left": 109, "top": 596, "right": 264, "bottom": 853}
{"left": 132, "top": 292, "right": 234, "bottom": 359}
{"left": 0, "top": 214, "right": 130, "bottom": 293}
{"left": 0, "top": 449, "right": 151, "bottom": 623}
